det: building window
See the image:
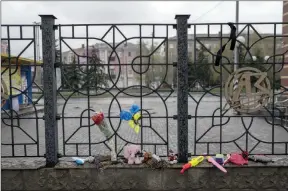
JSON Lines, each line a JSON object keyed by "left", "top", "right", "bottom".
{"left": 118, "top": 52, "right": 122, "bottom": 57}
{"left": 169, "top": 44, "right": 174, "bottom": 49}
{"left": 128, "top": 52, "right": 131, "bottom": 57}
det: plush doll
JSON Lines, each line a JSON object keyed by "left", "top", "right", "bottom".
{"left": 168, "top": 149, "right": 178, "bottom": 164}
{"left": 142, "top": 150, "right": 168, "bottom": 169}
{"left": 123, "top": 144, "right": 141, "bottom": 165}
{"left": 142, "top": 151, "right": 152, "bottom": 163}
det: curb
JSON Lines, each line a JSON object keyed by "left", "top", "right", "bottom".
{"left": 1, "top": 107, "right": 45, "bottom": 118}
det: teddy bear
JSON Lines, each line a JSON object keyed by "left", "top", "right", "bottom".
{"left": 168, "top": 149, "right": 178, "bottom": 164}
{"left": 123, "top": 144, "right": 141, "bottom": 164}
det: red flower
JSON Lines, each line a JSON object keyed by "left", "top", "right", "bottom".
{"left": 91, "top": 112, "right": 104, "bottom": 125}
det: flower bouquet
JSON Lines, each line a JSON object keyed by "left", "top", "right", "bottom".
{"left": 91, "top": 111, "right": 117, "bottom": 162}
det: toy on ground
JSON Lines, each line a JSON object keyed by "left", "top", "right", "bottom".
{"left": 168, "top": 149, "right": 178, "bottom": 164}
{"left": 91, "top": 111, "right": 117, "bottom": 162}
{"left": 248, "top": 155, "right": 274, "bottom": 163}
{"left": 142, "top": 150, "right": 152, "bottom": 163}
{"left": 72, "top": 156, "right": 100, "bottom": 165}
{"left": 207, "top": 156, "right": 227, "bottom": 173}
{"left": 123, "top": 144, "right": 142, "bottom": 165}
{"left": 142, "top": 150, "right": 168, "bottom": 169}
{"left": 72, "top": 157, "right": 86, "bottom": 165}
{"left": 224, "top": 152, "right": 249, "bottom": 166}
{"left": 120, "top": 104, "right": 141, "bottom": 134}
{"left": 180, "top": 156, "right": 204, "bottom": 174}
{"left": 215, "top": 154, "right": 225, "bottom": 165}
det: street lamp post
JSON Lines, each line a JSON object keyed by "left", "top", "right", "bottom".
{"left": 33, "top": 22, "right": 41, "bottom": 61}
{"left": 33, "top": 21, "right": 42, "bottom": 86}
{"left": 233, "top": 2, "right": 240, "bottom": 115}
{"left": 234, "top": 1, "right": 239, "bottom": 72}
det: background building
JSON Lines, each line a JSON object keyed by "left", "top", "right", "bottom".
{"left": 62, "top": 42, "right": 138, "bottom": 88}
{"left": 282, "top": 1, "right": 288, "bottom": 89}
{"left": 168, "top": 31, "right": 283, "bottom": 88}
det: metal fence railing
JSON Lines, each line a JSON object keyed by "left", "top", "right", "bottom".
{"left": 2, "top": 14, "right": 288, "bottom": 166}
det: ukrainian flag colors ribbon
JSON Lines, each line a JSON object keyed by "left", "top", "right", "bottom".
{"left": 120, "top": 104, "right": 141, "bottom": 134}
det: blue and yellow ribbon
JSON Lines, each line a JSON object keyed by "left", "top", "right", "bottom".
{"left": 120, "top": 104, "right": 141, "bottom": 134}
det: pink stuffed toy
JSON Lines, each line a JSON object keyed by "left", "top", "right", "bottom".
{"left": 123, "top": 144, "right": 141, "bottom": 164}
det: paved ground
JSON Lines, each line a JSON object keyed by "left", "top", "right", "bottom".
{"left": 2, "top": 92, "right": 288, "bottom": 157}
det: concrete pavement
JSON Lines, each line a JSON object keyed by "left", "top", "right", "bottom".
{"left": 2, "top": 94, "right": 288, "bottom": 157}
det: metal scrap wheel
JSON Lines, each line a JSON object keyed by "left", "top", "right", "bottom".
{"left": 224, "top": 67, "right": 271, "bottom": 114}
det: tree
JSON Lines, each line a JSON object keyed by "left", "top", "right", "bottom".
{"left": 237, "top": 44, "right": 282, "bottom": 90}
{"left": 62, "top": 55, "right": 82, "bottom": 90}
{"left": 188, "top": 46, "right": 213, "bottom": 89}
{"left": 81, "top": 47, "right": 109, "bottom": 92}
{"left": 238, "top": 45, "right": 266, "bottom": 71}
{"left": 61, "top": 46, "right": 109, "bottom": 93}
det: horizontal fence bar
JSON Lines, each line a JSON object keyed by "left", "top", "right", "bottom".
{"left": 3, "top": 115, "right": 288, "bottom": 120}
{"left": 2, "top": 22, "right": 288, "bottom": 27}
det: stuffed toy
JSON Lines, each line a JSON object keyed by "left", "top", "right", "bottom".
{"left": 168, "top": 149, "right": 178, "bottom": 164}
{"left": 142, "top": 150, "right": 168, "bottom": 169}
{"left": 142, "top": 151, "right": 152, "bottom": 163}
{"left": 123, "top": 144, "right": 141, "bottom": 165}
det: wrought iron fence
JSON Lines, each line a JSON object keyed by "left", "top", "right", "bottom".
{"left": 1, "top": 14, "right": 288, "bottom": 166}
{"left": 1, "top": 24, "right": 45, "bottom": 157}
{"left": 187, "top": 22, "right": 288, "bottom": 156}
{"left": 57, "top": 23, "right": 175, "bottom": 158}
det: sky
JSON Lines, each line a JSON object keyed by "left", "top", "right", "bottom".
{"left": 1, "top": 1, "right": 284, "bottom": 58}
{"left": 1, "top": 1, "right": 283, "bottom": 24}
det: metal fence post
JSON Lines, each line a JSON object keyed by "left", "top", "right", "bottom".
{"left": 40, "top": 15, "right": 58, "bottom": 167}
{"left": 175, "top": 14, "right": 190, "bottom": 163}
